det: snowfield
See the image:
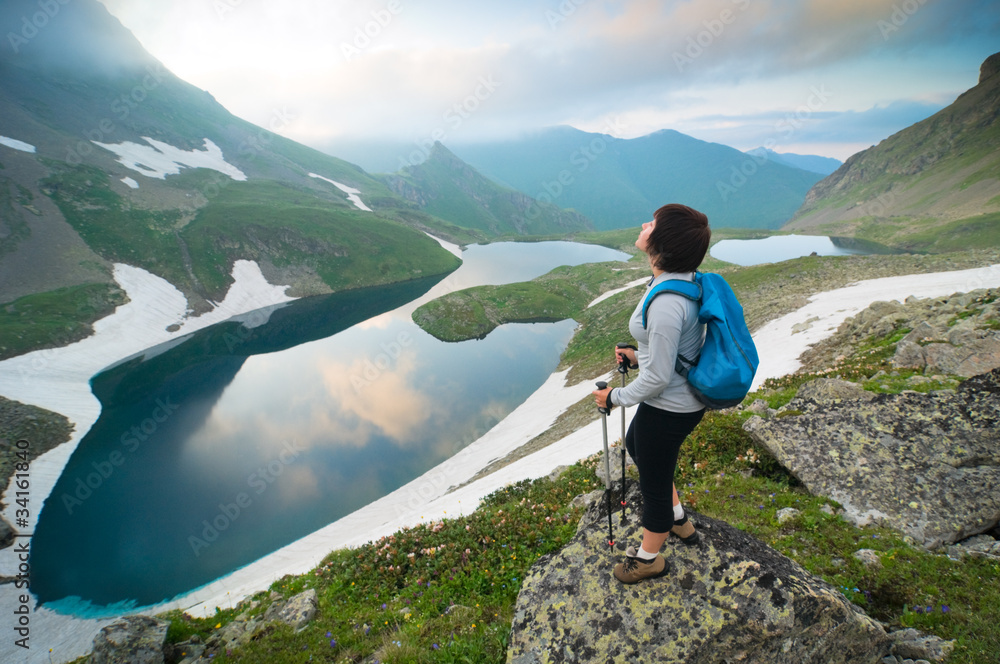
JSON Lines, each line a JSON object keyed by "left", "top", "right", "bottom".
{"left": 91, "top": 137, "right": 247, "bottom": 181}
{"left": 0, "top": 135, "right": 36, "bottom": 153}
{"left": 309, "top": 172, "right": 374, "bottom": 211}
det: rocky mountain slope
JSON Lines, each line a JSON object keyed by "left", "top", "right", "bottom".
{"left": 451, "top": 126, "right": 825, "bottom": 230}
{"left": 785, "top": 52, "right": 1000, "bottom": 252}
{"left": 379, "top": 142, "right": 592, "bottom": 236}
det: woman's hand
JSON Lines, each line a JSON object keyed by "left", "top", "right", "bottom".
{"left": 615, "top": 344, "right": 637, "bottom": 369}
{"left": 592, "top": 385, "right": 614, "bottom": 411}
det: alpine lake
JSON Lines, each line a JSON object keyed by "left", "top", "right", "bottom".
{"left": 30, "top": 241, "right": 629, "bottom": 615}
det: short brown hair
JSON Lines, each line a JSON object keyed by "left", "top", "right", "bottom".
{"left": 647, "top": 204, "right": 711, "bottom": 273}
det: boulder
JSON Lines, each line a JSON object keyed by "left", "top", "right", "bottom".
{"left": 744, "top": 369, "right": 1000, "bottom": 549}
{"left": 793, "top": 378, "right": 875, "bottom": 404}
{"left": 888, "top": 627, "right": 955, "bottom": 662}
{"left": 90, "top": 615, "right": 170, "bottom": 664}
{"left": 507, "top": 483, "right": 892, "bottom": 664}
{"left": 275, "top": 588, "right": 317, "bottom": 631}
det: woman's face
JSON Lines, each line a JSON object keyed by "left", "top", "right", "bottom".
{"left": 636, "top": 218, "right": 655, "bottom": 253}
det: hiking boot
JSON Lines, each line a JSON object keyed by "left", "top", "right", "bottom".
{"left": 613, "top": 546, "right": 669, "bottom": 584}
{"left": 671, "top": 516, "right": 700, "bottom": 546}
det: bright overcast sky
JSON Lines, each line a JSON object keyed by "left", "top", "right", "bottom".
{"left": 97, "top": 0, "right": 999, "bottom": 161}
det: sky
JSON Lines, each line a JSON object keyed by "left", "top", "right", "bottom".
{"left": 96, "top": 0, "right": 1000, "bottom": 161}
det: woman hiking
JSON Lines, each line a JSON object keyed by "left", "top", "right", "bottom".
{"left": 592, "top": 203, "right": 710, "bottom": 584}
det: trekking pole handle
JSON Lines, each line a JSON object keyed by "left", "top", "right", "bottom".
{"left": 615, "top": 343, "right": 638, "bottom": 372}
{"left": 595, "top": 381, "right": 611, "bottom": 415}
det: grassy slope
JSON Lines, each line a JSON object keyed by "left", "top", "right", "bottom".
{"left": 0, "top": 283, "right": 127, "bottom": 361}
{"left": 115, "top": 249, "right": 1000, "bottom": 664}
{"left": 38, "top": 163, "right": 461, "bottom": 302}
{"left": 786, "top": 69, "right": 1000, "bottom": 251}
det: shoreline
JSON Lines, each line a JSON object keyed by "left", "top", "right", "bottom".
{"left": 2, "top": 261, "right": 1000, "bottom": 662}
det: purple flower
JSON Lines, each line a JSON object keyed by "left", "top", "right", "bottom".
{"left": 432, "top": 643, "right": 440, "bottom": 650}
{"left": 381, "top": 603, "right": 387, "bottom": 610}
{"left": 942, "top": 605, "right": 950, "bottom": 613}
{"left": 330, "top": 639, "right": 337, "bottom": 647}
{"left": 325, "top": 632, "right": 332, "bottom": 638}
{"left": 914, "top": 606, "right": 924, "bottom": 613}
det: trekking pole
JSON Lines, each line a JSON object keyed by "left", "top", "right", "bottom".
{"left": 595, "top": 380, "right": 615, "bottom": 548}
{"left": 616, "top": 343, "right": 637, "bottom": 521}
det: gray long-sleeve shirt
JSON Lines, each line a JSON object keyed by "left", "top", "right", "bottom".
{"left": 609, "top": 272, "right": 705, "bottom": 413}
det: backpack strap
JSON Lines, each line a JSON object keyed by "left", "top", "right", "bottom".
{"left": 640, "top": 278, "right": 701, "bottom": 328}
{"left": 641, "top": 278, "right": 702, "bottom": 376}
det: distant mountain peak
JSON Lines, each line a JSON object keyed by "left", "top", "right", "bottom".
{"left": 981, "top": 52, "right": 1000, "bottom": 84}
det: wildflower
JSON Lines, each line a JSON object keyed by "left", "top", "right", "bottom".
{"left": 432, "top": 643, "right": 440, "bottom": 650}
{"left": 329, "top": 639, "right": 337, "bottom": 647}
{"left": 326, "top": 632, "right": 332, "bottom": 638}
{"left": 942, "top": 605, "right": 950, "bottom": 613}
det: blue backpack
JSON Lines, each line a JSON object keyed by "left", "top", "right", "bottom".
{"left": 641, "top": 272, "right": 759, "bottom": 409}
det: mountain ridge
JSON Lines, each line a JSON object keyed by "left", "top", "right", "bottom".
{"left": 379, "top": 142, "right": 593, "bottom": 236}
{"left": 450, "top": 126, "right": 825, "bottom": 230}
{"left": 0, "top": 0, "right": 470, "bottom": 319}
{"left": 784, "top": 51, "right": 1000, "bottom": 252}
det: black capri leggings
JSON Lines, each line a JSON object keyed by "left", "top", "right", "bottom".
{"left": 624, "top": 402, "right": 705, "bottom": 533}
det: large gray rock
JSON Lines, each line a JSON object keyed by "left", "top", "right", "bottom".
{"left": 744, "top": 369, "right": 1000, "bottom": 549}
{"left": 507, "top": 483, "right": 892, "bottom": 664}
{"left": 90, "top": 615, "right": 169, "bottom": 664}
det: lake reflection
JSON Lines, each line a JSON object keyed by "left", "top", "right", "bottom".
{"left": 31, "top": 241, "right": 626, "bottom": 613}
{"left": 710, "top": 235, "right": 868, "bottom": 266}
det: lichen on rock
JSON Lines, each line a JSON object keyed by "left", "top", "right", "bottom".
{"left": 744, "top": 369, "right": 1000, "bottom": 549}
{"left": 507, "top": 483, "right": 891, "bottom": 664}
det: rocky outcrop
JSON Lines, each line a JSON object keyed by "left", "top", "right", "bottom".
{"left": 744, "top": 370, "right": 1000, "bottom": 549}
{"left": 90, "top": 615, "right": 170, "bottom": 664}
{"left": 507, "top": 482, "right": 892, "bottom": 664}
{"left": 800, "top": 289, "right": 1000, "bottom": 378}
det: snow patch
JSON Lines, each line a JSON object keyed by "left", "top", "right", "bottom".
{"left": 750, "top": 263, "right": 1000, "bottom": 389}
{"left": 424, "top": 232, "right": 462, "bottom": 258}
{"left": 588, "top": 277, "right": 647, "bottom": 308}
{"left": 0, "top": 135, "right": 36, "bottom": 153}
{"left": 92, "top": 137, "right": 247, "bottom": 181}
{"left": 121, "top": 177, "right": 139, "bottom": 189}
{"left": 309, "top": 172, "right": 372, "bottom": 211}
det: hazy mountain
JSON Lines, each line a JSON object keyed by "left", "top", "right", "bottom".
{"left": 745, "top": 148, "right": 842, "bottom": 175}
{"left": 0, "top": 0, "right": 465, "bottom": 314}
{"left": 785, "top": 52, "right": 1000, "bottom": 253}
{"left": 448, "top": 127, "right": 824, "bottom": 230}
{"left": 378, "top": 142, "right": 592, "bottom": 236}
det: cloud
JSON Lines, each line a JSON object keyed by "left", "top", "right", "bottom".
{"left": 317, "top": 349, "right": 435, "bottom": 443}
{"left": 95, "top": 0, "right": 1000, "bottom": 153}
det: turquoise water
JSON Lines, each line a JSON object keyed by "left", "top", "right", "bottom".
{"left": 710, "top": 235, "right": 868, "bottom": 266}
{"left": 30, "top": 241, "right": 627, "bottom": 614}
